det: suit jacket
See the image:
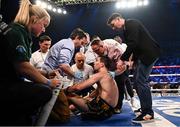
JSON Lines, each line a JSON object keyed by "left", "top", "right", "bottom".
{"left": 120, "top": 19, "right": 161, "bottom": 66}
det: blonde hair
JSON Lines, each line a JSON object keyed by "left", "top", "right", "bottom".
{"left": 14, "top": 0, "right": 50, "bottom": 27}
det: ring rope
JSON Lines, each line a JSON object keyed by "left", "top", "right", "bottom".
{"left": 153, "top": 65, "right": 180, "bottom": 68}
{"left": 129, "top": 73, "right": 180, "bottom": 77}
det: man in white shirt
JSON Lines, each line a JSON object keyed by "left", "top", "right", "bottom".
{"left": 30, "top": 35, "right": 51, "bottom": 70}
{"left": 113, "top": 35, "right": 127, "bottom": 52}
{"left": 71, "top": 52, "right": 94, "bottom": 96}
{"left": 85, "top": 36, "right": 101, "bottom": 67}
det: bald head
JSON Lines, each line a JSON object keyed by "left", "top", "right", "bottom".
{"left": 75, "top": 52, "right": 86, "bottom": 69}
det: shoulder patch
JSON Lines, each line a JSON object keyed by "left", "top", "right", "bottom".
{"left": 16, "top": 45, "right": 26, "bottom": 53}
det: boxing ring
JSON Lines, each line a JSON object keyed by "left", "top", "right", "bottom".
{"left": 149, "top": 65, "right": 179, "bottom": 96}
{"left": 36, "top": 65, "right": 180, "bottom": 126}
{"left": 129, "top": 65, "right": 180, "bottom": 96}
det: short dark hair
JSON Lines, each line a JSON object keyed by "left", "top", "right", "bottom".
{"left": 70, "top": 28, "right": 87, "bottom": 40}
{"left": 90, "top": 35, "right": 101, "bottom": 42}
{"left": 90, "top": 38, "right": 101, "bottom": 46}
{"left": 99, "top": 56, "right": 111, "bottom": 70}
{"left": 39, "top": 35, "right": 51, "bottom": 43}
{"left": 107, "top": 13, "right": 123, "bottom": 26}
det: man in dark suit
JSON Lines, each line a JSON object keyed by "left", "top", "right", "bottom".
{"left": 107, "top": 13, "right": 161, "bottom": 123}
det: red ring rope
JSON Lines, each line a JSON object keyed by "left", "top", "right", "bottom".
{"left": 153, "top": 65, "right": 180, "bottom": 68}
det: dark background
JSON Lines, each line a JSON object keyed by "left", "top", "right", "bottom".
{"left": 1, "top": 0, "right": 180, "bottom": 57}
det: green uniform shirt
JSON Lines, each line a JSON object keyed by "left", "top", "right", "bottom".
{"left": 0, "top": 23, "right": 32, "bottom": 82}
{"left": 5, "top": 23, "right": 32, "bottom": 62}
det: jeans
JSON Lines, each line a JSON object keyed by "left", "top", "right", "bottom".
{"left": 133, "top": 59, "right": 157, "bottom": 115}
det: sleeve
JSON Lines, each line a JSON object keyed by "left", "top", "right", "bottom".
{"left": 121, "top": 20, "right": 139, "bottom": 61}
{"left": 6, "top": 30, "right": 30, "bottom": 62}
{"left": 58, "top": 46, "right": 72, "bottom": 64}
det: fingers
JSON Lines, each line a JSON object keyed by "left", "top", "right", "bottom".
{"left": 50, "top": 79, "right": 61, "bottom": 88}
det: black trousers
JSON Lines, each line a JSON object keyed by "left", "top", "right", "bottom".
{"left": 115, "top": 70, "right": 133, "bottom": 109}
{"left": 0, "top": 81, "right": 52, "bottom": 125}
{"left": 125, "top": 78, "right": 134, "bottom": 98}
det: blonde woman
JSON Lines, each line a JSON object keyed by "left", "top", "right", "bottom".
{"left": 0, "top": 0, "right": 60, "bottom": 125}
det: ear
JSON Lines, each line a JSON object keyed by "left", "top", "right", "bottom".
{"left": 30, "top": 15, "right": 38, "bottom": 24}
{"left": 74, "top": 36, "right": 80, "bottom": 40}
{"left": 100, "top": 62, "right": 104, "bottom": 68}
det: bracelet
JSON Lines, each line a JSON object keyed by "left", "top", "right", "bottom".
{"left": 46, "top": 79, "right": 51, "bottom": 86}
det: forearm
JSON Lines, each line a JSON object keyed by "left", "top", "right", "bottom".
{"left": 15, "top": 61, "right": 48, "bottom": 84}
{"left": 59, "top": 64, "right": 75, "bottom": 77}
{"left": 38, "top": 69, "right": 47, "bottom": 77}
{"left": 66, "top": 85, "right": 80, "bottom": 93}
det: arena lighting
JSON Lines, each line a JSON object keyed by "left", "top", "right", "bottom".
{"left": 51, "top": 0, "right": 119, "bottom": 5}
{"left": 115, "top": 0, "right": 149, "bottom": 9}
{"left": 50, "top": 0, "right": 149, "bottom": 6}
{"left": 35, "top": 0, "right": 67, "bottom": 14}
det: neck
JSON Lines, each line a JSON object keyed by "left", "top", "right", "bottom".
{"left": 40, "top": 49, "right": 47, "bottom": 53}
{"left": 99, "top": 67, "right": 107, "bottom": 73}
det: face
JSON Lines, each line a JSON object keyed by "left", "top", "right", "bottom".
{"left": 39, "top": 40, "right": 51, "bottom": 53}
{"left": 91, "top": 44, "right": 104, "bottom": 56}
{"left": 84, "top": 34, "right": 90, "bottom": 46}
{"left": 75, "top": 55, "right": 85, "bottom": 69}
{"left": 31, "top": 18, "right": 49, "bottom": 37}
{"left": 81, "top": 37, "right": 89, "bottom": 46}
{"left": 93, "top": 57, "right": 102, "bottom": 71}
{"left": 110, "top": 18, "right": 123, "bottom": 30}
{"left": 74, "top": 37, "right": 87, "bottom": 48}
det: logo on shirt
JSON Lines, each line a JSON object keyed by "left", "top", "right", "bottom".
{"left": 16, "top": 45, "right": 26, "bottom": 54}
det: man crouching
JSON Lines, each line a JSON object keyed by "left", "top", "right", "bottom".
{"left": 64, "top": 56, "right": 119, "bottom": 120}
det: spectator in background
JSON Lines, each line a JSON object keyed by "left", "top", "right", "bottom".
{"left": 107, "top": 13, "right": 161, "bottom": 123}
{"left": 0, "top": 0, "right": 60, "bottom": 125}
{"left": 71, "top": 52, "right": 94, "bottom": 96}
{"left": 30, "top": 35, "right": 51, "bottom": 70}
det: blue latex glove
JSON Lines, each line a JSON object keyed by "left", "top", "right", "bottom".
{"left": 108, "top": 71, "right": 115, "bottom": 78}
